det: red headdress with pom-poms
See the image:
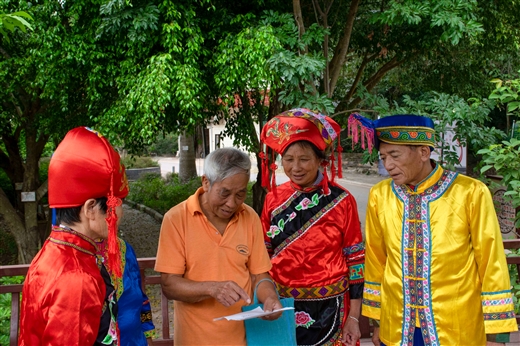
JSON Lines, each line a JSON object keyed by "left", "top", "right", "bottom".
{"left": 259, "top": 108, "right": 342, "bottom": 193}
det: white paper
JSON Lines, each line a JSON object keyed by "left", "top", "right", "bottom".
{"left": 213, "top": 307, "right": 294, "bottom": 321}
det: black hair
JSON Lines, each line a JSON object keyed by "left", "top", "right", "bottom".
{"left": 283, "top": 140, "right": 327, "bottom": 161}
{"left": 55, "top": 197, "right": 108, "bottom": 225}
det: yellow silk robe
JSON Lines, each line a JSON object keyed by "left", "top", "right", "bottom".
{"left": 362, "top": 164, "right": 517, "bottom": 346}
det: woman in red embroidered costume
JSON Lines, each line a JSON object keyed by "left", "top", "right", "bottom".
{"left": 259, "top": 108, "right": 365, "bottom": 346}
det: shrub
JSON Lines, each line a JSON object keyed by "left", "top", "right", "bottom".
{"left": 507, "top": 249, "right": 520, "bottom": 315}
{"left": 128, "top": 173, "right": 202, "bottom": 214}
{"left": 127, "top": 173, "right": 256, "bottom": 214}
{"left": 0, "top": 276, "right": 24, "bottom": 346}
{"left": 121, "top": 156, "right": 160, "bottom": 169}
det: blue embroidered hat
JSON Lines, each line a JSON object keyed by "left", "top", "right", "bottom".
{"left": 348, "top": 113, "right": 435, "bottom": 153}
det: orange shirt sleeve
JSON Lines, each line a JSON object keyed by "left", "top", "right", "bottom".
{"left": 245, "top": 208, "right": 272, "bottom": 275}
{"left": 155, "top": 205, "right": 187, "bottom": 274}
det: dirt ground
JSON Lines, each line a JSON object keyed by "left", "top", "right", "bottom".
{"left": 119, "top": 204, "right": 172, "bottom": 340}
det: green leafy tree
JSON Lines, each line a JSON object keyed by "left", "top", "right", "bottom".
{"left": 0, "top": 0, "right": 164, "bottom": 263}
{"left": 0, "top": 10, "right": 32, "bottom": 41}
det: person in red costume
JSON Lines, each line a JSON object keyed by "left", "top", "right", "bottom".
{"left": 259, "top": 108, "right": 365, "bottom": 346}
{"left": 18, "top": 127, "right": 128, "bottom": 346}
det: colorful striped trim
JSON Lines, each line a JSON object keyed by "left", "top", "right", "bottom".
{"left": 364, "top": 287, "right": 381, "bottom": 296}
{"left": 482, "top": 289, "right": 514, "bottom": 295}
{"left": 376, "top": 125, "right": 435, "bottom": 147}
{"left": 483, "top": 311, "right": 516, "bottom": 320}
{"left": 283, "top": 108, "right": 338, "bottom": 145}
{"left": 394, "top": 169, "right": 458, "bottom": 346}
{"left": 362, "top": 298, "right": 381, "bottom": 308}
{"left": 270, "top": 191, "right": 301, "bottom": 218}
{"left": 276, "top": 277, "right": 349, "bottom": 300}
{"left": 482, "top": 297, "right": 514, "bottom": 306}
{"left": 365, "top": 281, "right": 381, "bottom": 286}
{"left": 343, "top": 242, "right": 365, "bottom": 256}
{"left": 53, "top": 226, "right": 98, "bottom": 248}
{"left": 49, "top": 237, "right": 96, "bottom": 257}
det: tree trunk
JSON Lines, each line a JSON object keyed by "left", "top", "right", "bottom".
{"left": 178, "top": 132, "right": 198, "bottom": 183}
{"left": 0, "top": 188, "right": 39, "bottom": 264}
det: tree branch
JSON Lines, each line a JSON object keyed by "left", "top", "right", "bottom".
{"left": 36, "top": 179, "right": 48, "bottom": 202}
{"left": 347, "top": 56, "right": 406, "bottom": 109}
{"left": 293, "top": 0, "right": 307, "bottom": 54}
{"left": 0, "top": 45, "right": 11, "bottom": 59}
{"left": 328, "top": 0, "right": 361, "bottom": 96}
{"left": 345, "top": 51, "right": 378, "bottom": 103}
{"left": 332, "top": 108, "right": 380, "bottom": 118}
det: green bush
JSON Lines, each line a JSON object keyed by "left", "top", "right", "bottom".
{"left": 127, "top": 173, "right": 255, "bottom": 214}
{"left": 0, "top": 276, "right": 24, "bottom": 346}
{"left": 121, "top": 156, "right": 159, "bottom": 169}
{"left": 128, "top": 173, "right": 202, "bottom": 214}
{"left": 507, "top": 249, "right": 520, "bottom": 315}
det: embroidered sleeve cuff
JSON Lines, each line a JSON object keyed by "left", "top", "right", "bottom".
{"left": 348, "top": 263, "right": 364, "bottom": 284}
{"left": 144, "top": 330, "right": 156, "bottom": 339}
{"left": 481, "top": 290, "right": 518, "bottom": 334}
{"left": 362, "top": 281, "right": 381, "bottom": 320}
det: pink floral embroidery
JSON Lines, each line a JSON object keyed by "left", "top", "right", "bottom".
{"left": 295, "top": 311, "right": 315, "bottom": 329}
{"left": 267, "top": 225, "right": 279, "bottom": 238}
{"left": 298, "top": 198, "right": 312, "bottom": 210}
{"left": 288, "top": 212, "right": 296, "bottom": 221}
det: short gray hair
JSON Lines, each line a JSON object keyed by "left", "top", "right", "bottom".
{"left": 203, "top": 148, "right": 251, "bottom": 185}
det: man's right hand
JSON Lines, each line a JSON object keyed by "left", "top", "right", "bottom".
{"left": 372, "top": 327, "right": 381, "bottom": 346}
{"left": 209, "top": 281, "right": 251, "bottom": 307}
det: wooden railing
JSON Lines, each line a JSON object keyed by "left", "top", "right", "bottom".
{"left": 2, "top": 243, "right": 519, "bottom": 345}
{"left": 0, "top": 259, "right": 173, "bottom": 346}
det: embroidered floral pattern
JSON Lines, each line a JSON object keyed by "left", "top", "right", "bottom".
{"left": 265, "top": 117, "right": 309, "bottom": 144}
{"left": 102, "top": 290, "right": 118, "bottom": 345}
{"left": 272, "top": 192, "right": 348, "bottom": 258}
{"left": 295, "top": 193, "right": 319, "bottom": 211}
{"left": 482, "top": 297, "right": 513, "bottom": 306}
{"left": 267, "top": 212, "right": 298, "bottom": 238}
{"left": 364, "top": 287, "right": 381, "bottom": 296}
{"left": 267, "top": 225, "right": 280, "bottom": 238}
{"left": 295, "top": 311, "right": 315, "bottom": 329}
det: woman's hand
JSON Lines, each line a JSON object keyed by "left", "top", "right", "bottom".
{"left": 341, "top": 316, "right": 361, "bottom": 346}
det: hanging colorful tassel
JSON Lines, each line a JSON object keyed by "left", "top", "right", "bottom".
{"left": 337, "top": 144, "right": 343, "bottom": 179}
{"left": 320, "top": 161, "right": 330, "bottom": 195}
{"left": 105, "top": 174, "right": 122, "bottom": 279}
{"left": 330, "top": 151, "right": 336, "bottom": 182}
{"left": 348, "top": 113, "right": 375, "bottom": 153}
{"left": 259, "top": 150, "right": 269, "bottom": 189}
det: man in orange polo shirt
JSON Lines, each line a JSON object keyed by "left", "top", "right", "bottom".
{"left": 155, "top": 147, "right": 282, "bottom": 345}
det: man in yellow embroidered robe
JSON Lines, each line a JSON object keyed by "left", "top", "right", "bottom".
{"left": 348, "top": 113, "right": 517, "bottom": 346}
